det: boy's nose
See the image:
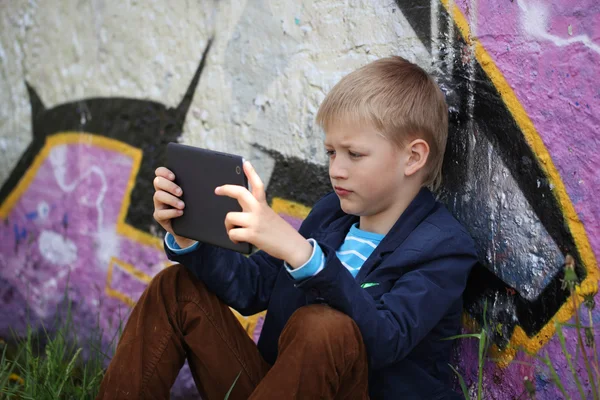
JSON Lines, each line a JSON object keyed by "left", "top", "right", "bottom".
{"left": 329, "top": 159, "right": 348, "bottom": 180}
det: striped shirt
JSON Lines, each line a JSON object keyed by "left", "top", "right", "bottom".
{"left": 285, "top": 223, "right": 384, "bottom": 280}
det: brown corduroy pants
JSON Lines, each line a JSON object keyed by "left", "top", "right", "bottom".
{"left": 97, "top": 264, "right": 369, "bottom": 399}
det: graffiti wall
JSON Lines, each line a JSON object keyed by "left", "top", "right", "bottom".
{"left": 1, "top": 0, "right": 598, "bottom": 398}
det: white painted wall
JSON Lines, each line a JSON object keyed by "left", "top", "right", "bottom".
{"left": 0, "top": 0, "right": 427, "bottom": 186}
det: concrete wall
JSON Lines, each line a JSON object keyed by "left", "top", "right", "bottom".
{"left": 1, "top": 0, "right": 598, "bottom": 398}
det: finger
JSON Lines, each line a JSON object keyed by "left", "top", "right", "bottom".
{"left": 153, "top": 190, "right": 185, "bottom": 210}
{"left": 154, "top": 176, "right": 182, "bottom": 197}
{"left": 154, "top": 208, "right": 183, "bottom": 222}
{"left": 228, "top": 227, "right": 252, "bottom": 245}
{"left": 224, "top": 212, "right": 252, "bottom": 232}
{"left": 155, "top": 166, "right": 175, "bottom": 181}
{"left": 243, "top": 161, "right": 266, "bottom": 203}
{"left": 215, "top": 184, "right": 256, "bottom": 209}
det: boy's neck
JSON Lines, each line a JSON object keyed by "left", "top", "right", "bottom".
{"left": 358, "top": 185, "right": 422, "bottom": 236}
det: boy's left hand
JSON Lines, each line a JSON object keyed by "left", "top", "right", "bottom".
{"left": 215, "top": 161, "right": 313, "bottom": 268}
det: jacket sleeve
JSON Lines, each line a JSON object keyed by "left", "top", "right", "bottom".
{"left": 163, "top": 192, "right": 337, "bottom": 315}
{"left": 295, "top": 232, "right": 477, "bottom": 370}
{"left": 164, "top": 240, "right": 283, "bottom": 316}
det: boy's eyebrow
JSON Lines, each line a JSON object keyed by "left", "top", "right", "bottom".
{"left": 323, "top": 141, "right": 354, "bottom": 149}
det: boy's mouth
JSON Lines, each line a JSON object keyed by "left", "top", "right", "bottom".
{"left": 334, "top": 186, "right": 352, "bottom": 196}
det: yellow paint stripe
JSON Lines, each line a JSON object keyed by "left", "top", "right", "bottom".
{"left": 271, "top": 197, "right": 311, "bottom": 220}
{"left": 0, "top": 132, "right": 162, "bottom": 249}
{"left": 230, "top": 308, "right": 267, "bottom": 339}
{"left": 9, "top": 373, "right": 25, "bottom": 385}
{"left": 117, "top": 224, "right": 163, "bottom": 249}
{"left": 104, "top": 256, "right": 153, "bottom": 307}
{"left": 440, "top": 1, "right": 599, "bottom": 362}
{"left": 105, "top": 287, "right": 136, "bottom": 308}
{"left": 109, "top": 257, "right": 153, "bottom": 283}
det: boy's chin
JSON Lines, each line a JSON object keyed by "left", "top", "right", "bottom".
{"left": 338, "top": 200, "right": 360, "bottom": 215}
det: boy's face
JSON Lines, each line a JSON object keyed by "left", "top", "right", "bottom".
{"left": 324, "top": 120, "right": 409, "bottom": 223}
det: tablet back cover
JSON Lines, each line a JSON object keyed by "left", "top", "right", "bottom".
{"left": 166, "top": 143, "right": 251, "bottom": 254}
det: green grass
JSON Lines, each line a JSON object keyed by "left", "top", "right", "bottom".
{"left": 444, "top": 300, "right": 490, "bottom": 399}
{"left": 0, "top": 296, "right": 242, "bottom": 400}
{"left": 0, "top": 300, "right": 109, "bottom": 399}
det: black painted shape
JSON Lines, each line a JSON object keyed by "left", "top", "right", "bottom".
{"left": 0, "top": 39, "right": 213, "bottom": 235}
{"left": 464, "top": 262, "right": 572, "bottom": 347}
{"left": 393, "top": 0, "right": 432, "bottom": 53}
{"left": 252, "top": 144, "right": 331, "bottom": 207}
{"left": 435, "top": 8, "right": 583, "bottom": 346}
{"left": 475, "top": 72, "right": 578, "bottom": 265}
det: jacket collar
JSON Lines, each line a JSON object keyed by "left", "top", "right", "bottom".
{"left": 372, "top": 187, "right": 437, "bottom": 256}
{"left": 356, "top": 187, "right": 437, "bottom": 280}
{"left": 318, "top": 188, "right": 437, "bottom": 281}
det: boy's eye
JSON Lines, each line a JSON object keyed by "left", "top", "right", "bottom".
{"left": 349, "top": 151, "right": 363, "bottom": 159}
{"left": 326, "top": 150, "right": 335, "bottom": 157}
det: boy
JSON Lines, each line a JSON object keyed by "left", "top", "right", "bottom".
{"left": 98, "top": 57, "right": 477, "bottom": 399}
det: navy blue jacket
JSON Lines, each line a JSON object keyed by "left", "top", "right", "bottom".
{"left": 165, "top": 188, "right": 478, "bottom": 399}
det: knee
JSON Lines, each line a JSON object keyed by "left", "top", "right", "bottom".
{"left": 147, "top": 263, "right": 204, "bottom": 295}
{"left": 284, "top": 305, "right": 361, "bottom": 344}
{"left": 146, "top": 263, "right": 212, "bottom": 302}
{"left": 150, "top": 263, "right": 186, "bottom": 287}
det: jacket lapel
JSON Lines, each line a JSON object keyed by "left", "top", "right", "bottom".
{"left": 315, "top": 215, "right": 357, "bottom": 250}
{"left": 354, "top": 188, "right": 437, "bottom": 282}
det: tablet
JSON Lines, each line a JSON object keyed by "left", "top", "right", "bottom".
{"left": 166, "top": 142, "right": 252, "bottom": 254}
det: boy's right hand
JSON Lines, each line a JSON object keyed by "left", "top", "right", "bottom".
{"left": 153, "top": 167, "right": 197, "bottom": 248}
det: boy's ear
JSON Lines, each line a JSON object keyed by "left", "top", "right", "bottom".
{"left": 404, "top": 139, "right": 430, "bottom": 176}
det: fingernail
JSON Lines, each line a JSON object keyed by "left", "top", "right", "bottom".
{"left": 178, "top": 201, "right": 184, "bottom": 208}
{"left": 177, "top": 209, "right": 183, "bottom": 215}
{"left": 176, "top": 188, "right": 182, "bottom": 195}
{"left": 169, "top": 173, "right": 175, "bottom": 180}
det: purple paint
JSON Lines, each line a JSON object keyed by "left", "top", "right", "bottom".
{"left": 0, "top": 140, "right": 312, "bottom": 398}
{"left": 253, "top": 316, "right": 265, "bottom": 344}
{"left": 0, "top": 143, "right": 167, "bottom": 346}
{"left": 454, "top": 302, "right": 600, "bottom": 398}
{"left": 451, "top": 2, "right": 600, "bottom": 396}
{"left": 279, "top": 213, "right": 303, "bottom": 231}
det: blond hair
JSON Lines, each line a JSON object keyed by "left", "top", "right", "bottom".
{"left": 316, "top": 56, "right": 448, "bottom": 190}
